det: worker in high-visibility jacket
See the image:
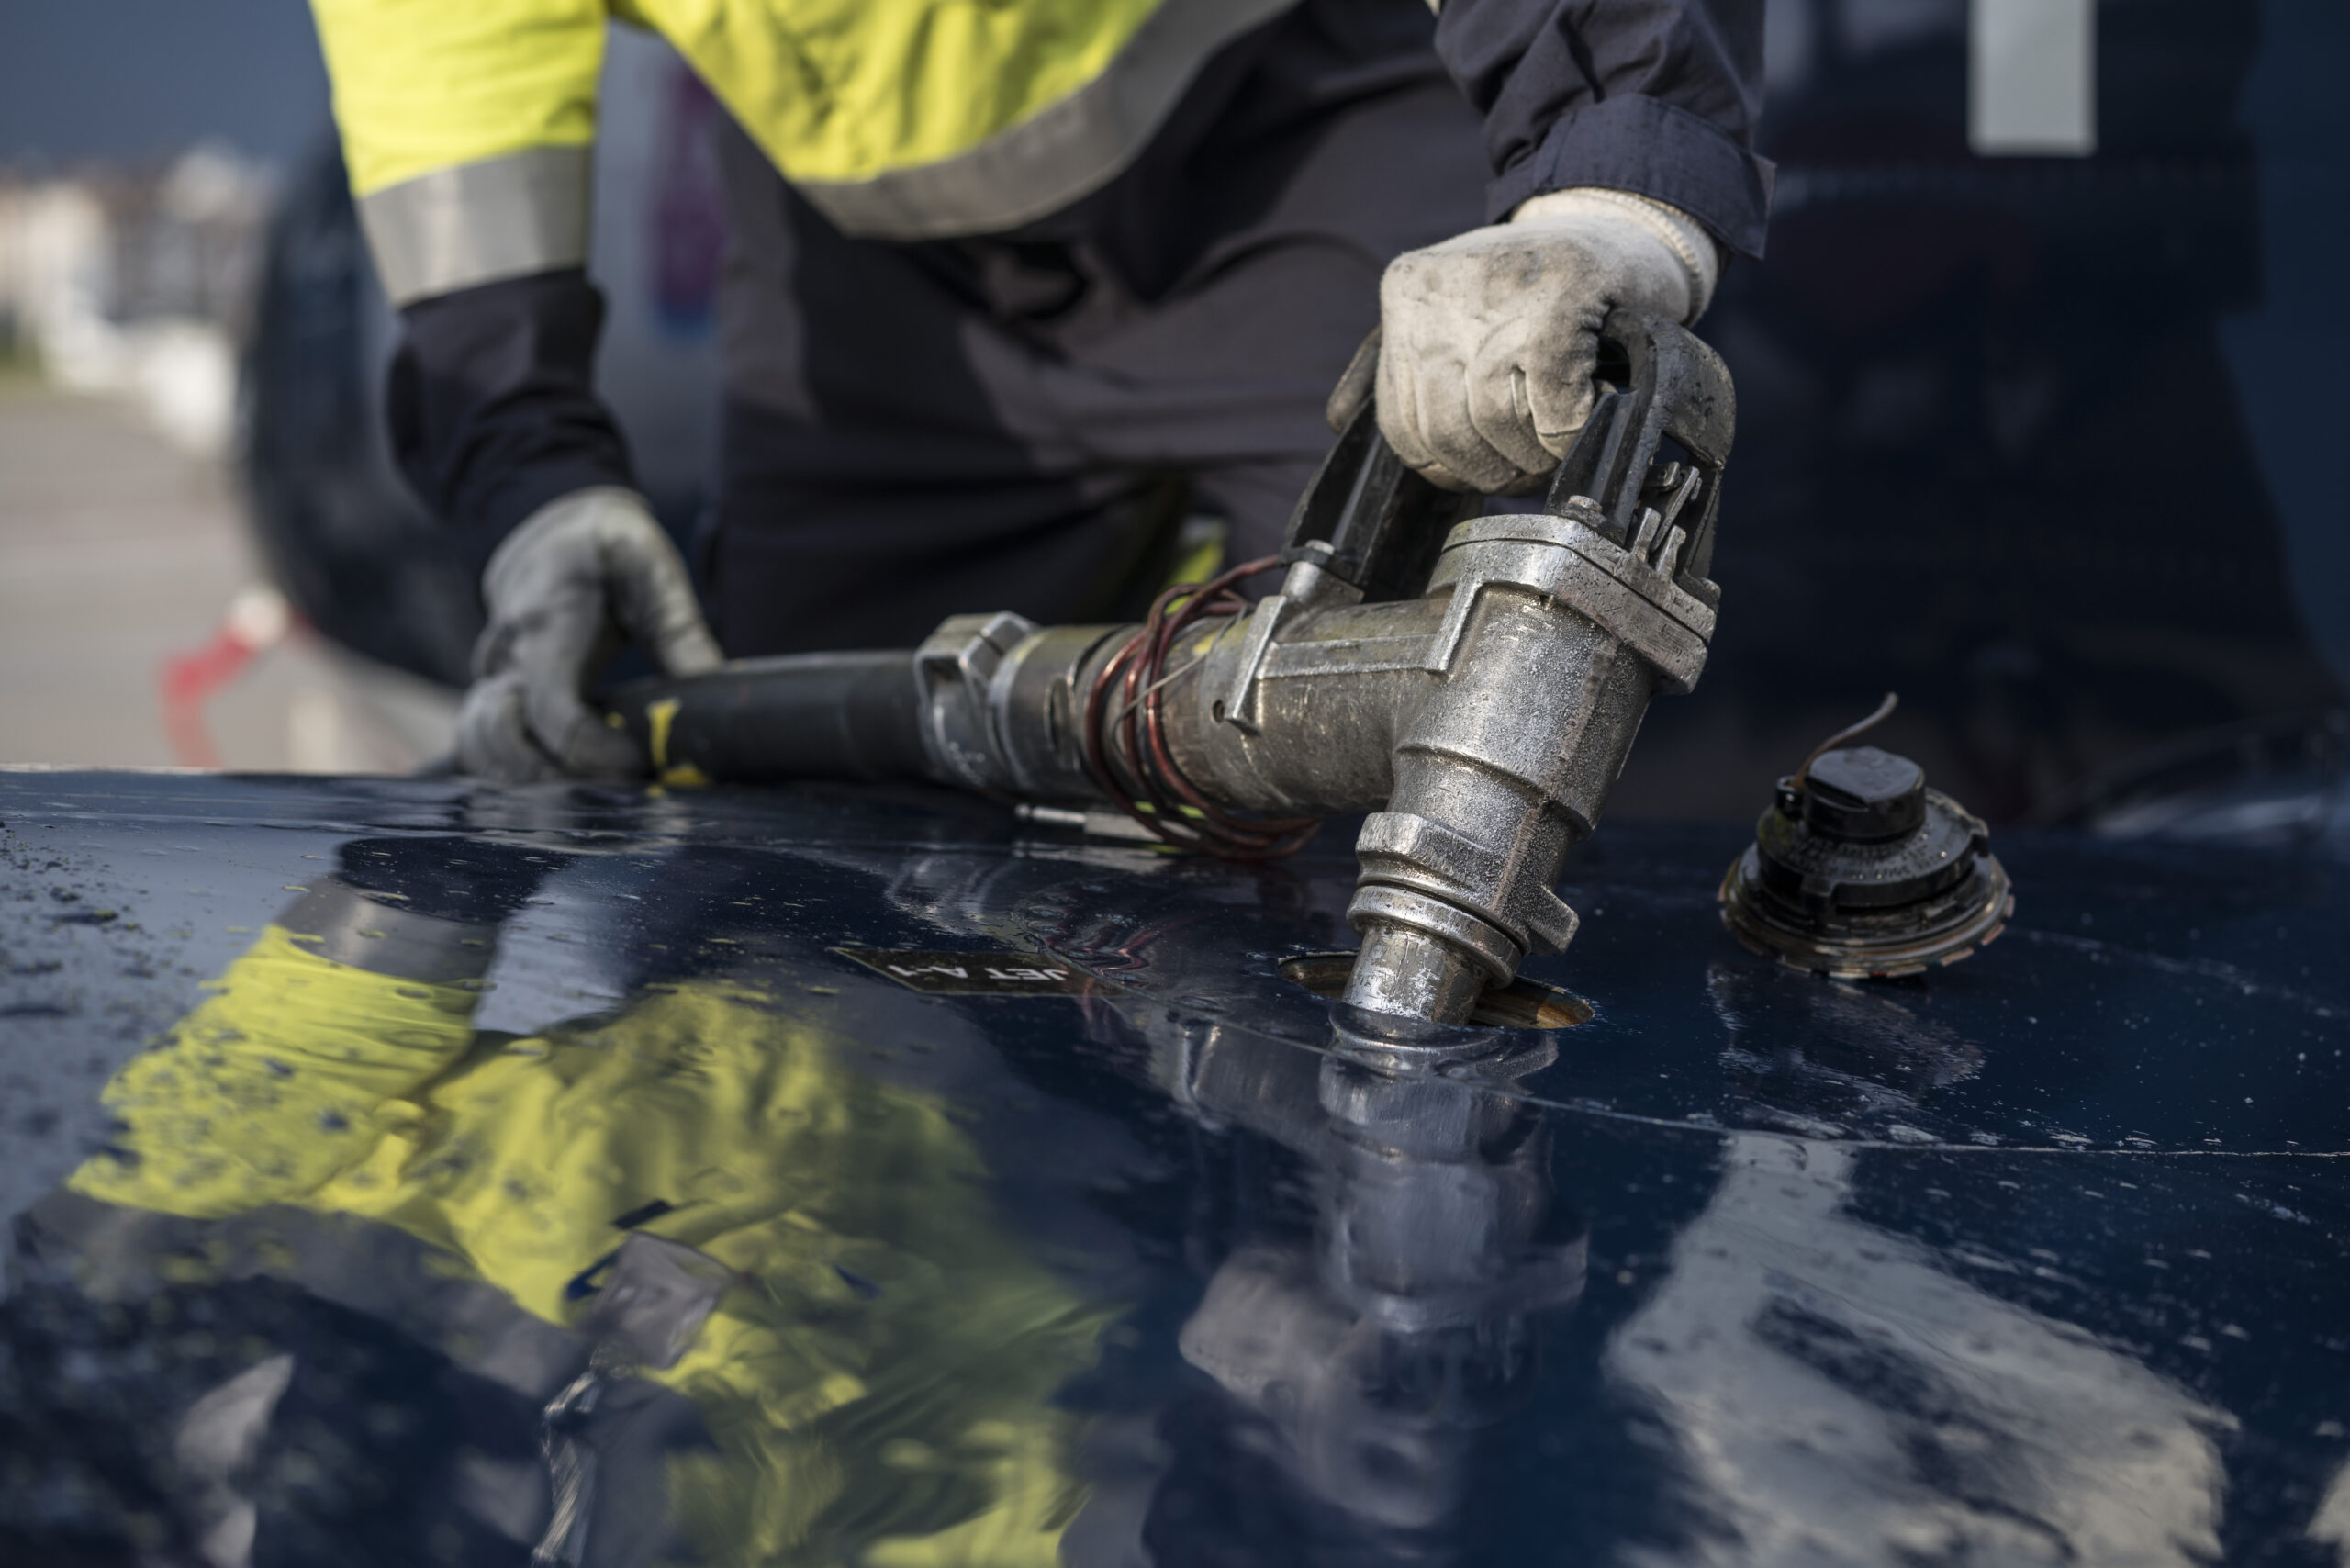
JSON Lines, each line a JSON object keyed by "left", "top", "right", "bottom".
{"left": 48, "top": 836, "right": 1123, "bottom": 1564}
{"left": 307, "top": 0, "right": 1772, "bottom": 780}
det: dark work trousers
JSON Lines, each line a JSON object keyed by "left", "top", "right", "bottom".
{"left": 700, "top": 1, "right": 1488, "bottom": 656}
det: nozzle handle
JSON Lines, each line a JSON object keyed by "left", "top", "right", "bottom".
{"left": 1542, "top": 309, "right": 1737, "bottom": 588}
{"left": 1281, "top": 392, "right": 1477, "bottom": 605}
{"left": 1282, "top": 309, "right": 1735, "bottom": 602}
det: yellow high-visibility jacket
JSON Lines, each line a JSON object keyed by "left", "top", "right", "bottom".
{"left": 312, "top": 0, "right": 1293, "bottom": 304}
{"left": 69, "top": 923, "right": 1112, "bottom": 1565}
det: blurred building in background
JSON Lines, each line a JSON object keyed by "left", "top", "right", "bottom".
{"left": 0, "top": 146, "right": 270, "bottom": 454}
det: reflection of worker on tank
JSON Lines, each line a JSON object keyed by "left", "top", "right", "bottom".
{"left": 17, "top": 834, "right": 1117, "bottom": 1566}
{"left": 301, "top": 0, "right": 1772, "bottom": 780}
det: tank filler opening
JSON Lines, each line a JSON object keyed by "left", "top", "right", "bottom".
{"left": 1279, "top": 954, "right": 1593, "bottom": 1030}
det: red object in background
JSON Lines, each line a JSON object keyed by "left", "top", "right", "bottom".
{"left": 160, "top": 586, "right": 294, "bottom": 767}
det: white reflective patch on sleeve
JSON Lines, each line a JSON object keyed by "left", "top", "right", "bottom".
{"left": 358, "top": 146, "right": 593, "bottom": 307}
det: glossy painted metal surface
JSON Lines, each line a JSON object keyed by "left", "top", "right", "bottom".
{"left": 3, "top": 769, "right": 2347, "bottom": 1564}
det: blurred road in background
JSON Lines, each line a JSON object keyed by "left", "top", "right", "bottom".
{"left": 0, "top": 378, "right": 452, "bottom": 770}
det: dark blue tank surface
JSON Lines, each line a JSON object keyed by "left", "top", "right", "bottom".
{"left": 3, "top": 770, "right": 2346, "bottom": 1566}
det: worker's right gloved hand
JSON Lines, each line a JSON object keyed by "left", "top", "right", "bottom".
{"left": 1371, "top": 187, "right": 1720, "bottom": 496}
{"left": 455, "top": 487, "right": 722, "bottom": 783}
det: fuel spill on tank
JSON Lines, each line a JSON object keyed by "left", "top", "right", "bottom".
{"left": 2, "top": 771, "right": 2347, "bottom": 1565}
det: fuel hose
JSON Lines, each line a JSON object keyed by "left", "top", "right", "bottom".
{"left": 606, "top": 651, "right": 929, "bottom": 784}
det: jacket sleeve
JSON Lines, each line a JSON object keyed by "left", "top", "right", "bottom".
{"left": 386, "top": 270, "right": 638, "bottom": 577}
{"left": 1433, "top": 0, "right": 1774, "bottom": 257}
{"left": 308, "top": 0, "right": 635, "bottom": 566}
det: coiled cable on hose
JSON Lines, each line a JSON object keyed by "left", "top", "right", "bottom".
{"left": 1081, "top": 556, "right": 1321, "bottom": 860}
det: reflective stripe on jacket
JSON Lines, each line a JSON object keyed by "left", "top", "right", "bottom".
{"left": 313, "top": 0, "right": 1293, "bottom": 302}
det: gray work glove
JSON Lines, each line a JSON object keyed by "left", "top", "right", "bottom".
{"left": 1375, "top": 187, "right": 1721, "bottom": 495}
{"left": 455, "top": 487, "right": 722, "bottom": 782}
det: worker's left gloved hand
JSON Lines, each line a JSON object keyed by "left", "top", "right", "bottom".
{"left": 1374, "top": 188, "right": 1720, "bottom": 495}
{"left": 456, "top": 487, "right": 722, "bottom": 783}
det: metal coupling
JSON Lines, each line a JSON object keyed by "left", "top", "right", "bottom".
{"left": 912, "top": 611, "right": 1037, "bottom": 795}
{"left": 912, "top": 612, "right": 1131, "bottom": 801}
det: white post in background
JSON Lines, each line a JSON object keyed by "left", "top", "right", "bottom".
{"left": 1969, "top": 0, "right": 2097, "bottom": 156}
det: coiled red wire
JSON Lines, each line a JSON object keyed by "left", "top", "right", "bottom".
{"left": 1080, "top": 555, "right": 1321, "bottom": 860}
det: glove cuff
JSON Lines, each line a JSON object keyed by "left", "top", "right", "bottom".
{"left": 1508, "top": 187, "right": 1723, "bottom": 322}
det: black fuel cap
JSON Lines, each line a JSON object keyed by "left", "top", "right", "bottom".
{"left": 1801, "top": 745, "right": 1926, "bottom": 840}
{"left": 1720, "top": 699, "right": 2013, "bottom": 978}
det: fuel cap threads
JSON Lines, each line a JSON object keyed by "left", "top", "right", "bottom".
{"left": 1720, "top": 698, "right": 2013, "bottom": 978}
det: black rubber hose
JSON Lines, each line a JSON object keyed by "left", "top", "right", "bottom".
{"left": 606, "top": 651, "right": 933, "bottom": 784}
